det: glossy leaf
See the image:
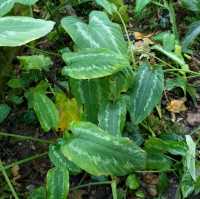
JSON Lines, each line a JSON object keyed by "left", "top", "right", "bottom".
{"left": 32, "top": 92, "right": 59, "bottom": 132}
{"left": 129, "top": 63, "right": 164, "bottom": 125}
{"left": 145, "top": 137, "right": 187, "bottom": 156}
{"left": 182, "top": 20, "right": 200, "bottom": 52}
{"left": 98, "top": 97, "right": 127, "bottom": 136}
{"left": 0, "top": 104, "right": 11, "bottom": 123}
{"left": 146, "top": 153, "right": 172, "bottom": 171}
{"left": 181, "top": 0, "right": 200, "bottom": 12}
{"left": 186, "top": 135, "right": 196, "bottom": 181}
{"left": 0, "top": 17, "right": 55, "bottom": 46}
{"left": 47, "top": 167, "right": 69, "bottom": 199}
{"left": 49, "top": 141, "right": 81, "bottom": 174}
{"left": 181, "top": 170, "right": 194, "bottom": 198}
{"left": 135, "top": 0, "right": 151, "bottom": 14}
{"left": 95, "top": 0, "right": 117, "bottom": 15}
{"left": 70, "top": 78, "right": 109, "bottom": 123}
{"left": 61, "top": 122, "right": 146, "bottom": 176}
{"left": 28, "top": 186, "right": 46, "bottom": 199}
{"left": 0, "top": 0, "right": 39, "bottom": 16}
{"left": 61, "top": 11, "right": 128, "bottom": 55}
{"left": 62, "top": 48, "right": 129, "bottom": 79}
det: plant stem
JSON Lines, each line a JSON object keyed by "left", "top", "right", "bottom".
{"left": 0, "top": 160, "right": 19, "bottom": 199}
{"left": 111, "top": 178, "right": 118, "bottom": 199}
{"left": 70, "top": 181, "right": 112, "bottom": 191}
{"left": 116, "top": 11, "right": 136, "bottom": 67}
{"left": 3, "top": 152, "right": 48, "bottom": 171}
{"left": 0, "top": 132, "right": 54, "bottom": 144}
{"left": 164, "top": 68, "right": 200, "bottom": 76}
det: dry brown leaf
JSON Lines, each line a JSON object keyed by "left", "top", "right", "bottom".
{"left": 166, "top": 99, "right": 187, "bottom": 113}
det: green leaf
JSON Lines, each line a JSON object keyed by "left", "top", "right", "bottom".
{"left": 32, "top": 92, "right": 59, "bottom": 132}
{"left": 135, "top": 0, "right": 151, "bottom": 15}
{"left": 129, "top": 63, "right": 164, "bottom": 125}
{"left": 146, "top": 153, "right": 172, "bottom": 171}
{"left": 61, "top": 11, "right": 128, "bottom": 55}
{"left": 0, "top": 0, "right": 39, "bottom": 17}
{"left": 0, "top": 104, "right": 11, "bottom": 123}
{"left": 18, "top": 55, "right": 52, "bottom": 71}
{"left": 152, "top": 45, "right": 189, "bottom": 71}
{"left": 70, "top": 78, "right": 109, "bottom": 123}
{"left": 62, "top": 48, "right": 129, "bottom": 79}
{"left": 186, "top": 135, "right": 196, "bottom": 181}
{"left": 0, "top": 0, "right": 14, "bottom": 16}
{"left": 15, "top": 0, "right": 39, "bottom": 5}
{"left": 47, "top": 167, "right": 69, "bottom": 199}
{"left": 182, "top": 21, "right": 200, "bottom": 52}
{"left": 0, "top": 17, "right": 55, "bottom": 46}
{"left": 95, "top": 0, "right": 117, "bottom": 15}
{"left": 28, "top": 186, "right": 46, "bottom": 199}
{"left": 181, "top": 0, "right": 200, "bottom": 12}
{"left": 181, "top": 170, "right": 194, "bottom": 198}
{"left": 98, "top": 97, "right": 127, "bottom": 136}
{"left": 61, "top": 122, "right": 146, "bottom": 176}
{"left": 49, "top": 140, "right": 81, "bottom": 174}
{"left": 145, "top": 137, "right": 187, "bottom": 156}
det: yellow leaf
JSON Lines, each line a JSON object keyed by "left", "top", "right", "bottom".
{"left": 56, "top": 92, "right": 80, "bottom": 132}
{"left": 166, "top": 99, "right": 187, "bottom": 113}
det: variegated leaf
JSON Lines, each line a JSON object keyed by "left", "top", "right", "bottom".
{"left": 129, "top": 63, "right": 164, "bottom": 125}
{"left": 61, "top": 11, "right": 128, "bottom": 55}
{"left": 95, "top": 0, "right": 117, "bottom": 15}
{"left": 33, "top": 92, "right": 59, "bottom": 132}
{"left": 62, "top": 48, "right": 129, "bottom": 79}
{"left": 49, "top": 140, "right": 81, "bottom": 174}
{"left": 47, "top": 167, "right": 69, "bottom": 199}
{"left": 61, "top": 122, "right": 146, "bottom": 176}
{"left": 98, "top": 97, "right": 127, "bottom": 136}
{"left": 0, "top": 17, "right": 55, "bottom": 46}
{"left": 0, "top": 0, "right": 39, "bottom": 16}
{"left": 70, "top": 78, "right": 110, "bottom": 123}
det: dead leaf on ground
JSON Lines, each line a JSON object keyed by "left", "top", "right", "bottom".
{"left": 166, "top": 99, "right": 187, "bottom": 113}
{"left": 187, "top": 111, "right": 200, "bottom": 126}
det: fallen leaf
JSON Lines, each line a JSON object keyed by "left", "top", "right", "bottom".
{"left": 187, "top": 111, "right": 200, "bottom": 126}
{"left": 166, "top": 99, "right": 187, "bottom": 113}
{"left": 56, "top": 92, "right": 80, "bottom": 132}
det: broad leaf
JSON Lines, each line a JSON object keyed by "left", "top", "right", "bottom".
{"left": 145, "top": 137, "right": 187, "bottom": 156}
{"left": 135, "top": 0, "right": 151, "bottom": 14}
{"left": 61, "top": 122, "right": 146, "bottom": 176}
{"left": 70, "top": 78, "right": 109, "bottom": 123}
{"left": 181, "top": 0, "right": 200, "bottom": 12}
{"left": 62, "top": 48, "right": 129, "bottom": 79}
{"left": 98, "top": 97, "right": 127, "bottom": 136}
{"left": 186, "top": 135, "right": 196, "bottom": 181}
{"left": 0, "top": 0, "right": 39, "bottom": 16}
{"left": 61, "top": 11, "right": 128, "bottom": 55}
{"left": 32, "top": 92, "right": 59, "bottom": 132}
{"left": 0, "top": 17, "right": 55, "bottom": 46}
{"left": 181, "top": 170, "right": 194, "bottom": 198}
{"left": 47, "top": 167, "right": 69, "bottom": 199}
{"left": 0, "top": 104, "right": 11, "bottom": 123}
{"left": 129, "top": 63, "right": 164, "bottom": 125}
{"left": 49, "top": 140, "right": 81, "bottom": 174}
{"left": 182, "top": 20, "right": 200, "bottom": 52}
{"left": 18, "top": 55, "right": 52, "bottom": 71}
{"left": 95, "top": 0, "right": 117, "bottom": 15}
{"left": 146, "top": 153, "right": 172, "bottom": 171}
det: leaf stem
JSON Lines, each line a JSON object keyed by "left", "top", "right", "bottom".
{"left": 116, "top": 11, "right": 136, "bottom": 67}
{"left": 70, "top": 181, "right": 112, "bottom": 191}
{"left": 0, "top": 131, "right": 54, "bottom": 144}
{"left": 111, "top": 178, "right": 118, "bottom": 199}
{"left": 0, "top": 160, "right": 19, "bottom": 199}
